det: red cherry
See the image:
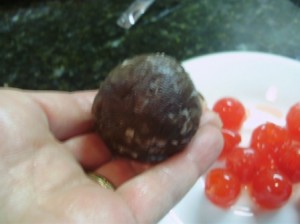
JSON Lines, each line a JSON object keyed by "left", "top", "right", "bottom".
{"left": 250, "top": 122, "right": 288, "bottom": 157}
{"left": 256, "top": 156, "right": 278, "bottom": 172}
{"left": 205, "top": 168, "right": 241, "bottom": 208}
{"left": 213, "top": 97, "right": 246, "bottom": 131}
{"left": 226, "top": 147, "right": 261, "bottom": 184}
{"left": 250, "top": 169, "right": 292, "bottom": 209}
{"left": 218, "top": 129, "right": 241, "bottom": 160}
{"left": 205, "top": 96, "right": 300, "bottom": 211}
{"left": 276, "top": 142, "right": 300, "bottom": 183}
{"left": 286, "top": 102, "right": 300, "bottom": 141}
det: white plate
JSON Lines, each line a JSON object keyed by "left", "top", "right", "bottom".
{"left": 159, "top": 52, "right": 300, "bottom": 224}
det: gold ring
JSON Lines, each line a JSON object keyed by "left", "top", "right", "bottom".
{"left": 88, "top": 173, "right": 115, "bottom": 190}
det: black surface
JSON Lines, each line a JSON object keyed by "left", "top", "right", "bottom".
{"left": 0, "top": 0, "right": 300, "bottom": 90}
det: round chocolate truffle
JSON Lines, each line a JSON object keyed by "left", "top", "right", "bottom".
{"left": 92, "top": 53, "right": 202, "bottom": 162}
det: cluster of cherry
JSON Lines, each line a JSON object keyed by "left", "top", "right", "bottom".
{"left": 204, "top": 97, "right": 300, "bottom": 209}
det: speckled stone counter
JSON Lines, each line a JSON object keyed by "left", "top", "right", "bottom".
{"left": 1, "top": 0, "right": 300, "bottom": 90}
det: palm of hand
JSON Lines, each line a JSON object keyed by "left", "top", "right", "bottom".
{"left": 0, "top": 89, "right": 222, "bottom": 223}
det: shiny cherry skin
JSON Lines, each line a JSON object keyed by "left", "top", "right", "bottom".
{"left": 226, "top": 147, "right": 261, "bottom": 184}
{"left": 276, "top": 142, "right": 300, "bottom": 183}
{"left": 286, "top": 102, "right": 300, "bottom": 141}
{"left": 205, "top": 168, "right": 241, "bottom": 208}
{"left": 250, "top": 169, "right": 292, "bottom": 209}
{"left": 250, "top": 122, "right": 288, "bottom": 158}
{"left": 218, "top": 129, "right": 241, "bottom": 160}
{"left": 213, "top": 97, "right": 246, "bottom": 131}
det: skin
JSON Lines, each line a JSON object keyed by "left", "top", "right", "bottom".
{"left": 0, "top": 88, "right": 223, "bottom": 224}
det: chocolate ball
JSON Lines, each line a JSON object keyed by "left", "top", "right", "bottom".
{"left": 92, "top": 53, "right": 202, "bottom": 162}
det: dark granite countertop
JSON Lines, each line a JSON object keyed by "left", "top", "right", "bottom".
{"left": 1, "top": 0, "right": 300, "bottom": 91}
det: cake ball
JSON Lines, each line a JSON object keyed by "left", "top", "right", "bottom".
{"left": 92, "top": 53, "right": 202, "bottom": 162}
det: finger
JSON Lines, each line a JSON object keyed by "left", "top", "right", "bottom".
{"left": 94, "top": 158, "right": 139, "bottom": 187}
{"left": 26, "top": 90, "right": 97, "bottom": 140}
{"left": 200, "top": 109, "right": 223, "bottom": 128}
{"left": 117, "top": 122, "right": 223, "bottom": 223}
{"left": 94, "top": 159, "right": 153, "bottom": 187}
{"left": 64, "top": 133, "right": 112, "bottom": 171}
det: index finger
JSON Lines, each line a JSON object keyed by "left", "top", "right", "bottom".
{"left": 27, "top": 90, "right": 97, "bottom": 140}
{"left": 117, "top": 110, "right": 223, "bottom": 223}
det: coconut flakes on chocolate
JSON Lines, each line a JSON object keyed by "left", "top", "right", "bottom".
{"left": 92, "top": 53, "right": 202, "bottom": 162}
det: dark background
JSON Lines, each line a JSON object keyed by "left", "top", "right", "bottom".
{"left": 1, "top": 0, "right": 300, "bottom": 90}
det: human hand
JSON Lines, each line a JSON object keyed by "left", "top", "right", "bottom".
{"left": 0, "top": 88, "right": 223, "bottom": 223}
